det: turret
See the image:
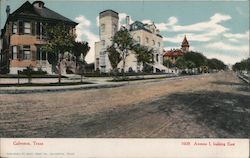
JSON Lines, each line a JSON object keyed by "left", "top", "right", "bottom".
{"left": 99, "top": 10, "right": 119, "bottom": 43}
{"left": 181, "top": 35, "right": 189, "bottom": 53}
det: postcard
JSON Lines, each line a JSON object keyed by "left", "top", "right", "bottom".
{"left": 0, "top": 0, "right": 249, "bottom": 157}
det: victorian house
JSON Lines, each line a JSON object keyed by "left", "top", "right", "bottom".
{"left": 0, "top": 1, "right": 77, "bottom": 74}
{"left": 95, "top": 10, "right": 168, "bottom": 73}
{"left": 163, "top": 35, "right": 190, "bottom": 65}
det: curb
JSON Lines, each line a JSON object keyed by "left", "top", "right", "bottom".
{"left": 0, "top": 83, "right": 126, "bottom": 94}
{"left": 237, "top": 74, "right": 250, "bottom": 84}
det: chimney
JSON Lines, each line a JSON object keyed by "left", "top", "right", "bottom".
{"left": 126, "top": 16, "right": 130, "bottom": 29}
{"left": 32, "top": 1, "right": 45, "bottom": 9}
{"left": 6, "top": 5, "right": 10, "bottom": 17}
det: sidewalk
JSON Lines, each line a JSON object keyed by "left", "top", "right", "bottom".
{"left": 0, "top": 73, "right": 181, "bottom": 94}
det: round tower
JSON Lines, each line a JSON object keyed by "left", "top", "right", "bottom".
{"left": 99, "top": 10, "right": 119, "bottom": 46}
{"left": 181, "top": 35, "right": 189, "bottom": 53}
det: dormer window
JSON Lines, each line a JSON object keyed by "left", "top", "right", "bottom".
{"left": 32, "top": 1, "right": 45, "bottom": 9}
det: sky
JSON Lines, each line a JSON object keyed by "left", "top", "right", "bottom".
{"left": 0, "top": 0, "right": 249, "bottom": 65}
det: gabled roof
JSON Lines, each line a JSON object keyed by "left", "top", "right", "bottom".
{"left": 8, "top": 1, "right": 77, "bottom": 25}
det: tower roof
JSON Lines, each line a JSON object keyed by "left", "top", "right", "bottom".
{"left": 99, "top": 9, "right": 119, "bottom": 19}
{"left": 181, "top": 35, "right": 189, "bottom": 47}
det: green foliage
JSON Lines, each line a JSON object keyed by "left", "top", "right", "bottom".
{"left": 186, "top": 60, "right": 196, "bottom": 69}
{"left": 133, "top": 44, "right": 154, "bottom": 65}
{"left": 233, "top": 58, "right": 250, "bottom": 71}
{"left": 176, "top": 57, "right": 187, "bottom": 69}
{"left": 43, "top": 23, "right": 75, "bottom": 54}
{"left": 184, "top": 51, "right": 207, "bottom": 67}
{"left": 112, "top": 28, "right": 134, "bottom": 53}
{"left": 107, "top": 44, "right": 122, "bottom": 70}
{"left": 73, "top": 41, "right": 90, "bottom": 62}
{"left": 163, "top": 59, "right": 172, "bottom": 68}
{"left": 112, "top": 28, "right": 135, "bottom": 75}
{"left": 176, "top": 51, "right": 226, "bottom": 71}
{"left": 207, "top": 58, "right": 227, "bottom": 70}
{"left": 42, "top": 23, "right": 76, "bottom": 83}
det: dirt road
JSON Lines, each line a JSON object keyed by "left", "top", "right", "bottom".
{"left": 0, "top": 71, "right": 249, "bottom": 137}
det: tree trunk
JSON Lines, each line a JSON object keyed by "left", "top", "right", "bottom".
{"left": 122, "top": 50, "right": 127, "bottom": 78}
{"left": 58, "top": 52, "right": 62, "bottom": 83}
{"left": 58, "top": 61, "right": 61, "bottom": 83}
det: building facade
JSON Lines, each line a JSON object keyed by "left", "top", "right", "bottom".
{"left": 95, "top": 10, "right": 167, "bottom": 73}
{"left": 163, "top": 35, "right": 190, "bottom": 64}
{"left": 0, "top": 1, "right": 77, "bottom": 74}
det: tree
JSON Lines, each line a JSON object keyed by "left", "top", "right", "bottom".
{"left": 176, "top": 57, "right": 187, "bottom": 69}
{"left": 207, "top": 58, "right": 227, "bottom": 70}
{"left": 112, "top": 28, "right": 134, "bottom": 76}
{"left": 132, "top": 44, "right": 154, "bottom": 72}
{"left": 183, "top": 51, "right": 207, "bottom": 68}
{"left": 163, "top": 59, "right": 172, "bottom": 68}
{"left": 107, "top": 44, "right": 122, "bottom": 77}
{"left": 233, "top": 58, "right": 250, "bottom": 71}
{"left": 72, "top": 41, "right": 90, "bottom": 73}
{"left": 43, "top": 23, "right": 75, "bottom": 83}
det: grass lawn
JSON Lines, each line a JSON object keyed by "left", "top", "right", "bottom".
{"left": 0, "top": 82, "right": 93, "bottom": 87}
{"left": 0, "top": 74, "right": 67, "bottom": 78}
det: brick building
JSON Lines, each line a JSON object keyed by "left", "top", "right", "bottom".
{"left": 0, "top": 1, "right": 77, "bottom": 74}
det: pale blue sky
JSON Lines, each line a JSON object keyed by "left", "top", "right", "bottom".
{"left": 0, "top": 0, "right": 249, "bottom": 64}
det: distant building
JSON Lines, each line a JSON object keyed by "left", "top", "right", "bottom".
{"left": 163, "top": 35, "right": 190, "bottom": 64}
{"left": 0, "top": 1, "right": 78, "bottom": 74}
{"left": 95, "top": 10, "right": 168, "bottom": 73}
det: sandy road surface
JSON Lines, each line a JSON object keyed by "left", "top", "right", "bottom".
{"left": 0, "top": 71, "right": 249, "bottom": 137}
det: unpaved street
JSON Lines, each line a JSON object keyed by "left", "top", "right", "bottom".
{"left": 0, "top": 71, "right": 249, "bottom": 137}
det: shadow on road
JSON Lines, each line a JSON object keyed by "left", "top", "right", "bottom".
{"left": 211, "top": 81, "right": 250, "bottom": 93}
{"left": 211, "top": 81, "right": 245, "bottom": 86}
{"left": 160, "top": 90, "right": 250, "bottom": 138}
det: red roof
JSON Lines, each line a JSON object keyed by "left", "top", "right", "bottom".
{"left": 163, "top": 49, "right": 184, "bottom": 57}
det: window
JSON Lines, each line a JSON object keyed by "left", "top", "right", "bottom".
{"left": 158, "top": 42, "right": 161, "bottom": 47}
{"left": 96, "top": 58, "right": 99, "bottom": 68}
{"left": 152, "top": 40, "right": 155, "bottom": 46}
{"left": 12, "top": 22, "right": 17, "bottom": 34}
{"left": 102, "top": 40, "right": 105, "bottom": 47}
{"left": 36, "top": 22, "right": 41, "bottom": 36}
{"left": 146, "top": 37, "right": 149, "bottom": 44}
{"left": 112, "top": 24, "right": 117, "bottom": 34}
{"left": 23, "top": 45, "right": 31, "bottom": 60}
{"left": 137, "top": 36, "right": 141, "bottom": 43}
{"left": 19, "top": 21, "right": 24, "bottom": 34}
{"left": 24, "top": 22, "right": 31, "bottom": 34}
{"left": 37, "top": 47, "right": 46, "bottom": 60}
{"left": 12, "top": 46, "right": 17, "bottom": 59}
{"left": 156, "top": 54, "right": 159, "bottom": 62}
{"left": 101, "top": 24, "right": 105, "bottom": 32}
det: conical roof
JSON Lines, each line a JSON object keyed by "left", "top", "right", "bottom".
{"left": 181, "top": 35, "right": 189, "bottom": 47}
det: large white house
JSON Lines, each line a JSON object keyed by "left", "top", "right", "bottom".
{"left": 94, "top": 10, "right": 168, "bottom": 73}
